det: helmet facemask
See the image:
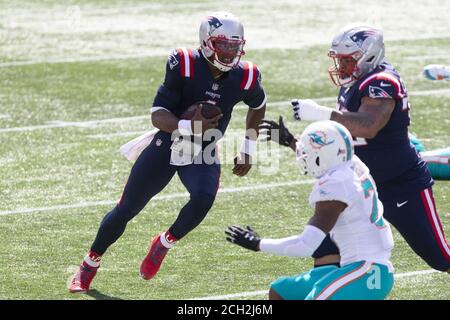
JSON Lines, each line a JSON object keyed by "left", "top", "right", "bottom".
{"left": 296, "top": 139, "right": 327, "bottom": 178}
{"left": 328, "top": 51, "right": 362, "bottom": 87}
{"left": 207, "top": 35, "right": 245, "bottom": 72}
{"left": 295, "top": 140, "right": 309, "bottom": 176}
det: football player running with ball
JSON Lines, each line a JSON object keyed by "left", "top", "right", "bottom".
{"left": 69, "top": 12, "right": 267, "bottom": 293}
{"left": 226, "top": 121, "right": 395, "bottom": 300}
{"left": 287, "top": 25, "right": 449, "bottom": 273}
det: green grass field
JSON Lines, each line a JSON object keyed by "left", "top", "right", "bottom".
{"left": 0, "top": 0, "right": 449, "bottom": 300}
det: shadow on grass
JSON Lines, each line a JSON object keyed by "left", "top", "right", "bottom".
{"left": 87, "top": 289, "right": 124, "bottom": 300}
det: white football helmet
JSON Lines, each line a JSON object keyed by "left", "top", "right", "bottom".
{"left": 328, "top": 25, "right": 385, "bottom": 87}
{"left": 199, "top": 12, "right": 245, "bottom": 72}
{"left": 296, "top": 120, "right": 354, "bottom": 178}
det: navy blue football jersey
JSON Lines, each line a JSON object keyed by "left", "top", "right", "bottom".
{"left": 152, "top": 48, "right": 266, "bottom": 136}
{"left": 337, "top": 62, "right": 433, "bottom": 198}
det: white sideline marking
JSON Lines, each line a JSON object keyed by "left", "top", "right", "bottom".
{"left": 0, "top": 179, "right": 314, "bottom": 216}
{"left": 2, "top": 88, "right": 450, "bottom": 134}
{"left": 192, "top": 269, "right": 440, "bottom": 300}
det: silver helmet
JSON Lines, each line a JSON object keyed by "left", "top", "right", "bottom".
{"left": 328, "top": 25, "right": 385, "bottom": 87}
{"left": 199, "top": 11, "right": 245, "bottom": 72}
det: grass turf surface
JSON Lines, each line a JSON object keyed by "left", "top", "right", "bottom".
{"left": 0, "top": 0, "right": 449, "bottom": 300}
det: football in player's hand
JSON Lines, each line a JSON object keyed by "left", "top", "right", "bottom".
{"left": 181, "top": 101, "right": 222, "bottom": 119}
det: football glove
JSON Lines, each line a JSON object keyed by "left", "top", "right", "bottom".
{"left": 225, "top": 225, "right": 261, "bottom": 252}
{"left": 258, "top": 116, "right": 294, "bottom": 147}
{"left": 291, "top": 99, "right": 333, "bottom": 121}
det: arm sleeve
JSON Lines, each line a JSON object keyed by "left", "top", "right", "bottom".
{"left": 259, "top": 225, "right": 327, "bottom": 257}
{"left": 152, "top": 49, "right": 184, "bottom": 114}
{"left": 244, "top": 67, "right": 267, "bottom": 110}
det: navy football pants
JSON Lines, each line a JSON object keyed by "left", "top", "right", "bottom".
{"left": 91, "top": 131, "right": 220, "bottom": 255}
{"left": 314, "top": 187, "right": 450, "bottom": 272}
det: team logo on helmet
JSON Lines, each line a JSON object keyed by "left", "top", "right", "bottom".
{"left": 350, "top": 30, "right": 377, "bottom": 48}
{"left": 207, "top": 16, "right": 223, "bottom": 33}
{"left": 308, "top": 131, "right": 335, "bottom": 149}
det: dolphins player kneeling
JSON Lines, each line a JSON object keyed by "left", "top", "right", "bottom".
{"left": 226, "top": 120, "right": 394, "bottom": 300}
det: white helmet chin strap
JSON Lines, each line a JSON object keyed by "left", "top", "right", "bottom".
{"left": 202, "top": 50, "right": 233, "bottom": 72}
{"left": 212, "top": 54, "right": 233, "bottom": 72}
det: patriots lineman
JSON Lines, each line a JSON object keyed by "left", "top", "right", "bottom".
{"left": 69, "top": 12, "right": 266, "bottom": 293}
{"left": 290, "top": 25, "right": 450, "bottom": 273}
{"left": 227, "top": 121, "right": 395, "bottom": 300}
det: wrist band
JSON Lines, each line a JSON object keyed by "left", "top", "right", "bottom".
{"left": 178, "top": 119, "right": 193, "bottom": 136}
{"left": 240, "top": 138, "right": 257, "bottom": 156}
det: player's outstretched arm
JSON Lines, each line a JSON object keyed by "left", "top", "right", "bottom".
{"left": 330, "top": 97, "right": 395, "bottom": 139}
{"left": 258, "top": 116, "right": 297, "bottom": 151}
{"left": 290, "top": 97, "right": 395, "bottom": 139}
{"left": 225, "top": 201, "right": 346, "bottom": 257}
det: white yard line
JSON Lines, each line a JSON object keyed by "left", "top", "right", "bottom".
{"left": 2, "top": 88, "right": 450, "bottom": 134}
{"left": 1, "top": 36, "right": 450, "bottom": 69}
{"left": 0, "top": 179, "right": 314, "bottom": 216}
{"left": 88, "top": 130, "right": 147, "bottom": 139}
{"left": 394, "top": 269, "right": 438, "bottom": 278}
{"left": 0, "top": 53, "right": 163, "bottom": 68}
{"left": 192, "top": 269, "right": 440, "bottom": 300}
{"left": 0, "top": 115, "right": 150, "bottom": 133}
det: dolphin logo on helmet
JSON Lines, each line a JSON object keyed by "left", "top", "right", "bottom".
{"left": 308, "top": 132, "right": 335, "bottom": 149}
{"left": 297, "top": 121, "right": 354, "bottom": 178}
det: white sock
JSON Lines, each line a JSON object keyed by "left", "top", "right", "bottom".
{"left": 83, "top": 251, "right": 101, "bottom": 268}
{"left": 160, "top": 231, "right": 176, "bottom": 249}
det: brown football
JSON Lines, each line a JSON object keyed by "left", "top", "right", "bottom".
{"left": 180, "top": 101, "right": 222, "bottom": 120}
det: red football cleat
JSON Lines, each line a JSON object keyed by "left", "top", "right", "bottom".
{"left": 69, "top": 262, "right": 98, "bottom": 293}
{"left": 140, "top": 234, "right": 170, "bottom": 280}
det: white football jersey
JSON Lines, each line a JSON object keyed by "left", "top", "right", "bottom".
{"left": 309, "top": 156, "right": 394, "bottom": 271}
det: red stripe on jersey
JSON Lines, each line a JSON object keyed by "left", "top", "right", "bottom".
{"left": 240, "top": 62, "right": 250, "bottom": 90}
{"left": 177, "top": 48, "right": 186, "bottom": 77}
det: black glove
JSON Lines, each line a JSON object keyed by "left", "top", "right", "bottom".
{"left": 225, "top": 225, "right": 261, "bottom": 252}
{"left": 258, "top": 116, "right": 294, "bottom": 147}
